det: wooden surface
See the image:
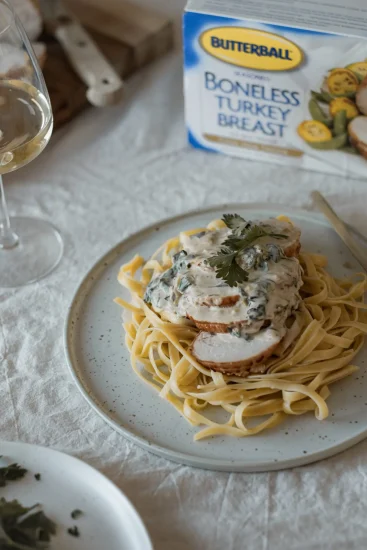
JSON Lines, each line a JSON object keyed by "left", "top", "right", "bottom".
{"left": 43, "top": 1, "right": 174, "bottom": 128}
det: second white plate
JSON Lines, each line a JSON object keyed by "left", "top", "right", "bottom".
{"left": 65, "top": 203, "right": 367, "bottom": 472}
{"left": 0, "top": 441, "right": 152, "bottom": 549}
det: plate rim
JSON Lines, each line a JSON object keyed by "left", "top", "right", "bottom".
{"left": 64, "top": 201, "right": 367, "bottom": 472}
{"left": 1, "top": 440, "right": 153, "bottom": 549}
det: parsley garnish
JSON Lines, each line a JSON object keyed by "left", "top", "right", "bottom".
{"left": 0, "top": 463, "right": 27, "bottom": 487}
{"left": 208, "top": 214, "right": 287, "bottom": 287}
{"left": 71, "top": 509, "right": 83, "bottom": 519}
{"left": 34, "top": 473, "right": 41, "bottom": 481}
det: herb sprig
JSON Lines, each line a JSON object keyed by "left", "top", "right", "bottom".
{"left": 208, "top": 214, "right": 287, "bottom": 287}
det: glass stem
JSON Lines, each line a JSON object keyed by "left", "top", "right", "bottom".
{"left": 0, "top": 175, "right": 19, "bottom": 250}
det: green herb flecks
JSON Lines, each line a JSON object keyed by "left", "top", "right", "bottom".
{"left": 0, "top": 498, "right": 56, "bottom": 549}
{"left": 208, "top": 214, "right": 287, "bottom": 287}
{"left": 71, "top": 509, "right": 83, "bottom": 520}
{"left": 177, "top": 275, "right": 193, "bottom": 293}
{"left": 68, "top": 526, "right": 80, "bottom": 537}
{"left": 0, "top": 463, "right": 27, "bottom": 487}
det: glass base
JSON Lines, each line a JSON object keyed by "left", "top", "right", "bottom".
{"left": 0, "top": 217, "right": 63, "bottom": 288}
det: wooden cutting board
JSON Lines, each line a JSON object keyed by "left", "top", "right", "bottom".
{"left": 42, "top": 0, "right": 174, "bottom": 128}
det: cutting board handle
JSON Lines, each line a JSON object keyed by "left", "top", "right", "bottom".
{"left": 55, "top": 19, "right": 124, "bottom": 106}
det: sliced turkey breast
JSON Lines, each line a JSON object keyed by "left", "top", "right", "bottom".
{"left": 247, "top": 219, "right": 301, "bottom": 258}
{"left": 191, "top": 328, "right": 283, "bottom": 376}
{"left": 186, "top": 256, "right": 302, "bottom": 334}
{"left": 180, "top": 218, "right": 301, "bottom": 259}
{"left": 356, "top": 77, "right": 367, "bottom": 116}
{"left": 348, "top": 116, "right": 367, "bottom": 159}
{"left": 145, "top": 217, "right": 303, "bottom": 339}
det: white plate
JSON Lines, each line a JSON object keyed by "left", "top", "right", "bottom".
{"left": 65, "top": 203, "right": 367, "bottom": 472}
{"left": 0, "top": 441, "right": 152, "bottom": 550}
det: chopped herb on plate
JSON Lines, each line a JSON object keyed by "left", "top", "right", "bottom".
{"left": 0, "top": 497, "right": 56, "bottom": 549}
{"left": 68, "top": 526, "right": 80, "bottom": 537}
{"left": 0, "top": 463, "right": 27, "bottom": 487}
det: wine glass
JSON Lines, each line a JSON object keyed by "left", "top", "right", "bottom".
{"left": 0, "top": 0, "right": 63, "bottom": 288}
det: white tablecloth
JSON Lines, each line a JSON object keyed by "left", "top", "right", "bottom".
{"left": 2, "top": 52, "right": 367, "bottom": 550}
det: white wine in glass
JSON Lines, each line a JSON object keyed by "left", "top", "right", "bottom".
{"left": 0, "top": 0, "right": 63, "bottom": 287}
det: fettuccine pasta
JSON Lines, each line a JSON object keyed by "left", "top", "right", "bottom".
{"left": 115, "top": 219, "right": 367, "bottom": 440}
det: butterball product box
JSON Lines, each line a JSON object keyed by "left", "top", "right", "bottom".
{"left": 183, "top": 0, "right": 367, "bottom": 178}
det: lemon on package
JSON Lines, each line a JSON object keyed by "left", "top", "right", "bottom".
{"left": 297, "top": 120, "right": 332, "bottom": 143}
{"left": 327, "top": 68, "right": 359, "bottom": 96}
{"left": 346, "top": 62, "right": 367, "bottom": 81}
{"left": 329, "top": 97, "right": 359, "bottom": 119}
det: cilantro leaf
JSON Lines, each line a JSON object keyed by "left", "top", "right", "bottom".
{"left": 222, "top": 214, "right": 249, "bottom": 235}
{"left": 227, "top": 225, "right": 268, "bottom": 249}
{"left": 215, "top": 260, "right": 248, "bottom": 287}
{"left": 207, "top": 215, "right": 287, "bottom": 287}
{"left": 220, "top": 235, "right": 246, "bottom": 251}
{"left": 207, "top": 247, "right": 237, "bottom": 269}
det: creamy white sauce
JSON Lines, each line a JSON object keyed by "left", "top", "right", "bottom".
{"left": 145, "top": 219, "right": 303, "bottom": 335}
{"left": 180, "top": 228, "right": 230, "bottom": 256}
